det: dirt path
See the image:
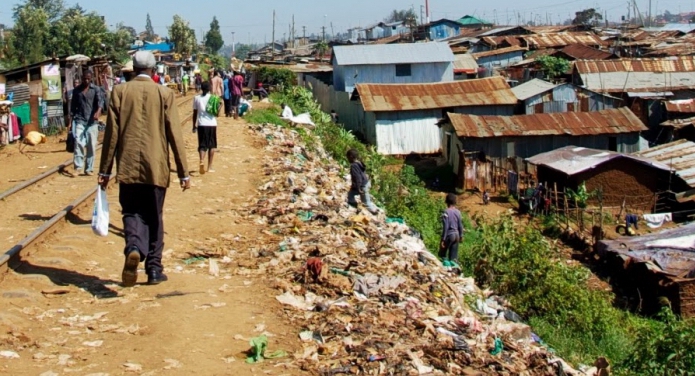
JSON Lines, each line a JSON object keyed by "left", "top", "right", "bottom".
{"left": 0, "top": 114, "right": 301, "bottom": 375}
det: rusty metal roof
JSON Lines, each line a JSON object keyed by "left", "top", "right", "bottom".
{"left": 559, "top": 43, "right": 615, "bottom": 60}
{"left": 575, "top": 56, "right": 695, "bottom": 73}
{"left": 447, "top": 107, "right": 647, "bottom": 138}
{"left": 665, "top": 99, "right": 695, "bottom": 113}
{"left": 354, "top": 76, "right": 517, "bottom": 112}
{"left": 479, "top": 36, "right": 523, "bottom": 47}
{"left": 660, "top": 116, "right": 695, "bottom": 129}
{"left": 471, "top": 46, "right": 527, "bottom": 59}
{"left": 575, "top": 56, "right": 695, "bottom": 93}
{"left": 633, "top": 139, "right": 695, "bottom": 188}
{"left": 645, "top": 43, "right": 695, "bottom": 57}
{"left": 527, "top": 145, "right": 672, "bottom": 176}
{"left": 453, "top": 53, "right": 478, "bottom": 74}
{"left": 597, "top": 222, "right": 695, "bottom": 278}
{"left": 521, "top": 32, "right": 605, "bottom": 48}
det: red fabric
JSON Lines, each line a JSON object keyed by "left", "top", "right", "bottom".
{"left": 306, "top": 257, "right": 323, "bottom": 280}
{"left": 152, "top": 74, "right": 160, "bottom": 83}
{"left": 10, "top": 113, "right": 20, "bottom": 141}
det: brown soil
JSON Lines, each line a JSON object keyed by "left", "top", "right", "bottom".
{"left": 0, "top": 105, "right": 301, "bottom": 375}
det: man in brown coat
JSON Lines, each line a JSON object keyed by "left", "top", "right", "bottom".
{"left": 98, "top": 51, "right": 190, "bottom": 287}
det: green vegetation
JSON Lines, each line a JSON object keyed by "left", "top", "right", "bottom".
{"left": 536, "top": 56, "right": 571, "bottom": 81}
{"left": 203, "top": 17, "right": 224, "bottom": 54}
{"left": 247, "top": 69, "right": 695, "bottom": 374}
{"left": 245, "top": 107, "right": 284, "bottom": 127}
{"left": 253, "top": 67, "right": 297, "bottom": 88}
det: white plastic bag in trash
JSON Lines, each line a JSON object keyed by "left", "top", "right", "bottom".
{"left": 91, "top": 186, "right": 109, "bottom": 237}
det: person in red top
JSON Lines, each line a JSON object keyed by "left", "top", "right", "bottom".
{"left": 152, "top": 72, "right": 160, "bottom": 84}
{"left": 254, "top": 82, "right": 268, "bottom": 99}
{"left": 230, "top": 71, "right": 244, "bottom": 119}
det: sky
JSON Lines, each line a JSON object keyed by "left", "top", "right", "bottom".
{"left": 1, "top": 0, "right": 694, "bottom": 45}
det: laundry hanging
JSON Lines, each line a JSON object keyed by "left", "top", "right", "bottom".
{"left": 643, "top": 213, "right": 673, "bottom": 229}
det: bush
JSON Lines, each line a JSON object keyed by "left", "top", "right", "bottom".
{"left": 254, "top": 66, "right": 296, "bottom": 88}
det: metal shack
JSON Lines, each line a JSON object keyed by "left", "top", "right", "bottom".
{"left": 597, "top": 223, "right": 695, "bottom": 317}
{"left": 472, "top": 46, "right": 527, "bottom": 72}
{"left": 439, "top": 108, "right": 648, "bottom": 191}
{"left": 350, "top": 76, "right": 516, "bottom": 155}
{"left": 511, "top": 78, "right": 622, "bottom": 115}
{"left": 331, "top": 42, "right": 454, "bottom": 93}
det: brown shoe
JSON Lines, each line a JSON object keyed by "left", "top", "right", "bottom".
{"left": 122, "top": 248, "right": 141, "bottom": 287}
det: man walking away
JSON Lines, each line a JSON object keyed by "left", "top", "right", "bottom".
{"left": 222, "top": 74, "right": 231, "bottom": 117}
{"left": 69, "top": 71, "right": 102, "bottom": 176}
{"left": 98, "top": 51, "right": 190, "bottom": 287}
{"left": 231, "top": 70, "right": 244, "bottom": 119}
{"left": 182, "top": 72, "right": 189, "bottom": 96}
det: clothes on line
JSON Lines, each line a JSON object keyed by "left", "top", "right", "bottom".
{"left": 625, "top": 214, "right": 639, "bottom": 229}
{"left": 643, "top": 213, "right": 672, "bottom": 229}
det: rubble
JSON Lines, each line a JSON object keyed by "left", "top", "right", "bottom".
{"left": 227, "top": 122, "right": 590, "bottom": 375}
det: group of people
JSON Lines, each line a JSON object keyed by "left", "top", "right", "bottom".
{"left": 211, "top": 70, "right": 245, "bottom": 118}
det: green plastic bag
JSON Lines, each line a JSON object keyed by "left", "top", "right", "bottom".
{"left": 245, "top": 335, "right": 287, "bottom": 363}
{"left": 206, "top": 95, "right": 221, "bottom": 116}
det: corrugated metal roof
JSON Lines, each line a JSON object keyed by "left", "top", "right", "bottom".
{"left": 354, "top": 76, "right": 516, "bottom": 112}
{"left": 597, "top": 222, "right": 695, "bottom": 278}
{"left": 522, "top": 32, "right": 605, "bottom": 48}
{"left": 660, "top": 116, "right": 695, "bottom": 129}
{"left": 453, "top": 54, "right": 478, "bottom": 74}
{"left": 447, "top": 107, "right": 647, "bottom": 138}
{"left": 576, "top": 57, "right": 695, "bottom": 92}
{"left": 665, "top": 99, "right": 695, "bottom": 113}
{"left": 480, "top": 36, "right": 523, "bottom": 47}
{"left": 645, "top": 43, "right": 695, "bottom": 57}
{"left": 634, "top": 139, "right": 695, "bottom": 188}
{"left": 644, "top": 23, "right": 695, "bottom": 33}
{"left": 527, "top": 145, "right": 672, "bottom": 176}
{"left": 510, "top": 78, "right": 557, "bottom": 100}
{"left": 471, "top": 46, "right": 527, "bottom": 59}
{"left": 559, "top": 43, "right": 615, "bottom": 60}
{"left": 575, "top": 56, "right": 695, "bottom": 73}
{"left": 332, "top": 42, "right": 454, "bottom": 66}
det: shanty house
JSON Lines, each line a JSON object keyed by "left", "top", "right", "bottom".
{"left": 439, "top": 108, "right": 648, "bottom": 190}
{"left": 331, "top": 42, "right": 455, "bottom": 92}
{"left": 453, "top": 54, "right": 479, "bottom": 80}
{"left": 511, "top": 78, "right": 622, "bottom": 115}
{"left": 415, "top": 19, "right": 462, "bottom": 41}
{"left": 527, "top": 145, "right": 686, "bottom": 207}
{"left": 457, "top": 15, "right": 493, "bottom": 29}
{"left": 349, "top": 76, "right": 516, "bottom": 155}
{"left": 472, "top": 47, "right": 526, "bottom": 72}
{"left": 573, "top": 57, "right": 695, "bottom": 133}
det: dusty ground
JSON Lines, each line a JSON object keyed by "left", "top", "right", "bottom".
{"left": 0, "top": 105, "right": 302, "bottom": 375}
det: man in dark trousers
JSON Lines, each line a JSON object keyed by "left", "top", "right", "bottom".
{"left": 98, "top": 51, "right": 190, "bottom": 287}
{"left": 68, "top": 71, "right": 102, "bottom": 176}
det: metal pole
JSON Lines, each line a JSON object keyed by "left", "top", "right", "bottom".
{"left": 231, "top": 32, "right": 235, "bottom": 57}
{"left": 271, "top": 9, "right": 275, "bottom": 60}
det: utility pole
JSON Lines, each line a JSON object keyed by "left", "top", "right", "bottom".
{"left": 292, "top": 14, "right": 295, "bottom": 48}
{"left": 231, "top": 31, "right": 235, "bottom": 57}
{"left": 648, "top": 0, "right": 652, "bottom": 27}
{"left": 420, "top": 5, "right": 424, "bottom": 25}
{"left": 271, "top": 9, "right": 275, "bottom": 60}
{"left": 322, "top": 26, "right": 326, "bottom": 42}
{"left": 302, "top": 26, "right": 306, "bottom": 45}
{"left": 330, "top": 22, "right": 334, "bottom": 40}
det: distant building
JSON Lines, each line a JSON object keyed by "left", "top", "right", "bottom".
{"left": 350, "top": 77, "right": 516, "bottom": 155}
{"left": 511, "top": 79, "right": 622, "bottom": 115}
{"left": 330, "top": 42, "right": 454, "bottom": 92}
{"left": 415, "top": 19, "right": 463, "bottom": 41}
{"left": 472, "top": 46, "right": 526, "bottom": 72}
{"left": 457, "top": 15, "right": 493, "bottom": 29}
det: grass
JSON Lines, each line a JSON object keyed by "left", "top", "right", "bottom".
{"left": 244, "top": 107, "right": 285, "bottom": 127}
{"left": 244, "top": 75, "right": 695, "bottom": 374}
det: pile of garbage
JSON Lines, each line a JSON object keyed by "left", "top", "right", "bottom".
{"left": 238, "top": 123, "right": 604, "bottom": 375}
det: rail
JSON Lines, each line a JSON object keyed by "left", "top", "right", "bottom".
{"left": 0, "top": 95, "right": 194, "bottom": 268}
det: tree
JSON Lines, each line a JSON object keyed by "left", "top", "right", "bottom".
{"left": 314, "top": 40, "right": 328, "bottom": 61}
{"left": 144, "top": 13, "right": 156, "bottom": 41}
{"left": 45, "top": 5, "right": 110, "bottom": 58}
{"left": 234, "top": 44, "right": 251, "bottom": 60}
{"left": 572, "top": 8, "right": 602, "bottom": 26}
{"left": 116, "top": 23, "right": 137, "bottom": 39}
{"left": 13, "top": 0, "right": 64, "bottom": 22}
{"left": 204, "top": 16, "right": 224, "bottom": 53}
{"left": 385, "top": 9, "right": 418, "bottom": 26}
{"left": 536, "top": 56, "right": 570, "bottom": 81}
{"left": 10, "top": 6, "right": 50, "bottom": 64}
{"left": 168, "top": 15, "right": 197, "bottom": 57}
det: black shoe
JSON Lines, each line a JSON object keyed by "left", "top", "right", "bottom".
{"left": 147, "top": 271, "right": 168, "bottom": 285}
{"left": 122, "top": 247, "right": 141, "bottom": 287}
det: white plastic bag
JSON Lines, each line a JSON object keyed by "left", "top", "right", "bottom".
{"left": 91, "top": 186, "right": 110, "bottom": 237}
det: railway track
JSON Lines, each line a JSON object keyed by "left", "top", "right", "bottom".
{"left": 0, "top": 95, "right": 194, "bottom": 270}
